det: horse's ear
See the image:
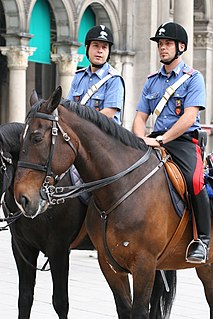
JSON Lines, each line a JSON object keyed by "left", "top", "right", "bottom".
{"left": 47, "top": 86, "right": 62, "bottom": 113}
{"left": 30, "top": 89, "right": 39, "bottom": 107}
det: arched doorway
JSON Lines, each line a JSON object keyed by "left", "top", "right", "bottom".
{"left": 26, "top": 0, "right": 56, "bottom": 106}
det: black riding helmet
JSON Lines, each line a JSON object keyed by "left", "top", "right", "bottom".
{"left": 85, "top": 25, "right": 114, "bottom": 65}
{"left": 150, "top": 22, "right": 188, "bottom": 65}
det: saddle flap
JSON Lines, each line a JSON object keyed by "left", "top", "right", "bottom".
{"left": 161, "top": 148, "right": 187, "bottom": 202}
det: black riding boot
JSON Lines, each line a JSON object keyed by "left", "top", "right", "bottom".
{"left": 186, "top": 187, "right": 211, "bottom": 263}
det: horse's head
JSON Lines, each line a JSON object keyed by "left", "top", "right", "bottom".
{"left": 14, "top": 86, "right": 79, "bottom": 218}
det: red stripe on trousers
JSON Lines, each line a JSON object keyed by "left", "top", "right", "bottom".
{"left": 192, "top": 138, "right": 204, "bottom": 195}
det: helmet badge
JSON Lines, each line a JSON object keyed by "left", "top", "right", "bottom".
{"left": 158, "top": 27, "right": 166, "bottom": 36}
{"left": 99, "top": 25, "right": 108, "bottom": 40}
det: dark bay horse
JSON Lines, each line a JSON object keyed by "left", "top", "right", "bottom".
{"left": 0, "top": 122, "right": 94, "bottom": 318}
{"left": 13, "top": 87, "right": 183, "bottom": 318}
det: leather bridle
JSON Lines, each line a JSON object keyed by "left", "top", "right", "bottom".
{"left": 17, "top": 108, "right": 78, "bottom": 202}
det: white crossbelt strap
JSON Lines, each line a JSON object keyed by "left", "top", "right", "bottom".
{"left": 81, "top": 73, "right": 113, "bottom": 105}
{"left": 154, "top": 73, "right": 191, "bottom": 116}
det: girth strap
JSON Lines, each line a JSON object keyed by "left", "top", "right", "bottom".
{"left": 157, "top": 208, "right": 190, "bottom": 267}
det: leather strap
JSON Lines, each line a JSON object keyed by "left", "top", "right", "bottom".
{"left": 154, "top": 73, "right": 191, "bottom": 116}
{"left": 81, "top": 74, "right": 112, "bottom": 105}
{"left": 157, "top": 208, "right": 190, "bottom": 267}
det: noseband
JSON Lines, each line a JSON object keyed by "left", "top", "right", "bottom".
{"left": 17, "top": 108, "right": 78, "bottom": 200}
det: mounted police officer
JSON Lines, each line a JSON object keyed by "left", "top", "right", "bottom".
{"left": 67, "top": 25, "right": 125, "bottom": 125}
{"left": 132, "top": 21, "right": 211, "bottom": 263}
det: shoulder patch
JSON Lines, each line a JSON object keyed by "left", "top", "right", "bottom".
{"left": 75, "top": 67, "right": 87, "bottom": 73}
{"left": 148, "top": 71, "right": 158, "bottom": 78}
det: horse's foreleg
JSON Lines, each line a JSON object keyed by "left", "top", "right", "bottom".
{"left": 196, "top": 263, "right": 213, "bottom": 319}
{"left": 49, "top": 252, "right": 69, "bottom": 319}
{"left": 12, "top": 239, "right": 38, "bottom": 319}
{"left": 98, "top": 254, "right": 132, "bottom": 319}
{"left": 131, "top": 257, "right": 158, "bottom": 319}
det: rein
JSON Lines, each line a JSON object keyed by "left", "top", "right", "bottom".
{"left": 0, "top": 153, "right": 21, "bottom": 230}
{"left": 0, "top": 145, "right": 50, "bottom": 271}
{"left": 1, "top": 193, "right": 50, "bottom": 271}
{"left": 48, "top": 147, "right": 153, "bottom": 204}
{"left": 0, "top": 150, "right": 12, "bottom": 172}
{"left": 0, "top": 194, "right": 22, "bottom": 231}
{"left": 17, "top": 107, "right": 155, "bottom": 206}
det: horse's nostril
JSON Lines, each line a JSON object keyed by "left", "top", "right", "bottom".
{"left": 20, "top": 195, "right": 28, "bottom": 211}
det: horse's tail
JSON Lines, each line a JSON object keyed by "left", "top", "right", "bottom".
{"left": 150, "top": 270, "right": 177, "bottom": 319}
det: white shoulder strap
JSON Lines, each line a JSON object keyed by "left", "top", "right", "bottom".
{"left": 81, "top": 73, "right": 113, "bottom": 105}
{"left": 154, "top": 73, "right": 191, "bottom": 116}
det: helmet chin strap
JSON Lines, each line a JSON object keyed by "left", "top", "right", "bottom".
{"left": 161, "top": 56, "right": 178, "bottom": 65}
{"left": 91, "top": 62, "right": 105, "bottom": 68}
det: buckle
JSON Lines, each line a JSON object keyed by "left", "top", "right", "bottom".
{"left": 166, "top": 86, "right": 175, "bottom": 96}
{"left": 52, "top": 127, "right": 58, "bottom": 136}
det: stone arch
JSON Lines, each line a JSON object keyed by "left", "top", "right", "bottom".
{"left": 1, "top": 0, "right": 25, "bottom": 34}
{"left": 76, "top": 0, "right": 121, "bottom": 50}
{"left": 27, "top": 0, "right": 75, "bottom": 41}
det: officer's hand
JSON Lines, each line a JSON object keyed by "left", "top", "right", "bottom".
{"left": 142, "top": 137, "right": 160, "bottom": 147}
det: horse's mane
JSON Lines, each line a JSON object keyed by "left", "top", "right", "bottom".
{"left": 61, "top": 99, "right": 147, "bottom": 151}
{"left": 0, "top": 122, "right": 24, "bottom": 153}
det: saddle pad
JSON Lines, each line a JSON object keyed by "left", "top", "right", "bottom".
{"left": 165, "top": 170, "right": 186, "bottom": 218}
{"left": 158, "top": 148, "right": 187, "bottom": 218}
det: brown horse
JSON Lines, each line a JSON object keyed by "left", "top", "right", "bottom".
{"left": 0, "top": 123, "right": 174, "bottom": 319}
{"left": 14, "top": 87, "right": 212, "bottom": 319}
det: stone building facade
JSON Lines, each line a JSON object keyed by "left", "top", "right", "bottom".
{"left": 0, "top": 0, "right": 212, "bottom": 150}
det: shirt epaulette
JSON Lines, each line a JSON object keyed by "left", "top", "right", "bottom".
{"left": 147, "top": 71, "right": 159, "bottom": 78}
{"left": 182, "top": 66, "right": 196, "bottom": 76}
{"left": 108, "top": 66, "right": 120, "bottom": 76}
{"left": 75, "top": 67, "right": 87, "bottom": 73}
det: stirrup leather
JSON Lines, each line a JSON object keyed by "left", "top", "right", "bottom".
{"left": 185, "top": 239, "right": 208, "bottom": 264}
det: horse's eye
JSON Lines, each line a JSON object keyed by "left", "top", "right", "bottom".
{"left": 31, "top": 132, "right": 43, "bottom": 144}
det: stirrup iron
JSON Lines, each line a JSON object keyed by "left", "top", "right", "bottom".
{"left": 185, "top": 239, "right": 208, "bottom": 264}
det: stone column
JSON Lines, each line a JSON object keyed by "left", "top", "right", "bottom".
{"left": 174, "top": 0, "right": 194, "bottom": 66}
{"left": 51, "top": 43, "right": 83, "bottom": 98}
{"left": 121, "top": 52, "right": 135, "bottom": 130}
{"left": 0, "top": 45, "right": 35, "bottom": 122}
{"left": 111, "top": 51, "right": 135, "bottom": 130}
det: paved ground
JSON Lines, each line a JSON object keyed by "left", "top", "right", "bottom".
{"left": 0, "top": 227, "right": 210, "bottom": 318}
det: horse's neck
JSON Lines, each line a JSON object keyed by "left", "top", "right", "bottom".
{"left": 75, "top": 137, "right": 119, "bottom": 180}
{"left": 65, "top": 110, "right": 143, "bottom": 182}
{"left": 75, "top": 129, "right": 140, "bottom": 182}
